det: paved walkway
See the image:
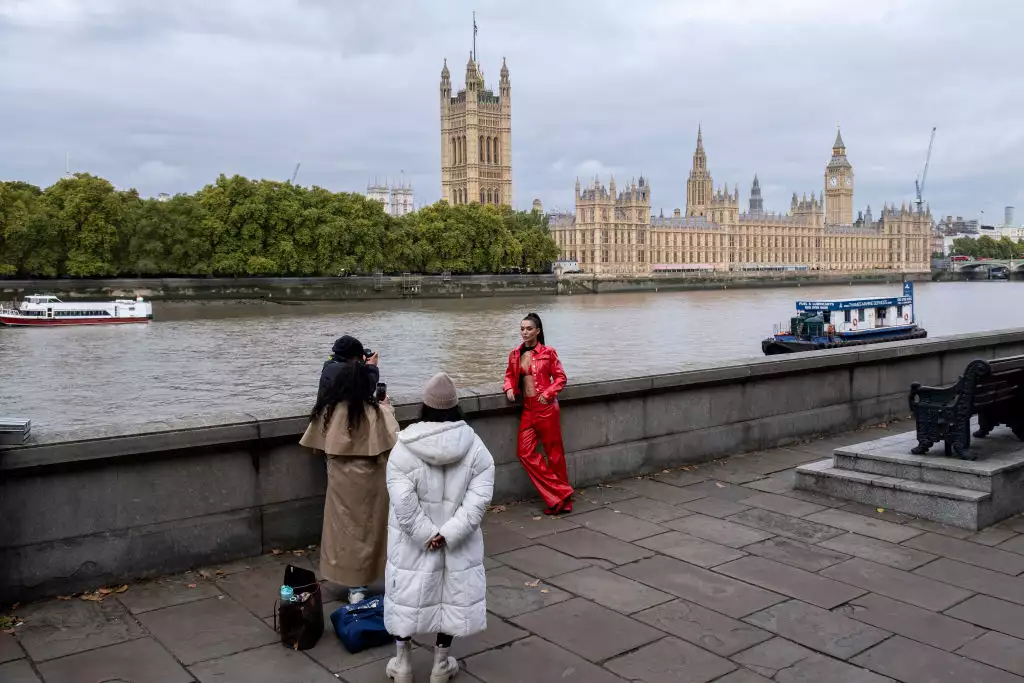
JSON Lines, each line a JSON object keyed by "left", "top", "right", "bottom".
{"left": 8, "top": 421, "right": 1024, "bottom": 682}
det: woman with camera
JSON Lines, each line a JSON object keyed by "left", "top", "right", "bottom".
{"left": 301, "top": 335, "right": 398, "bottom": 604}
{"left": 503, "top": 313, "right": 574, "bottom": 515}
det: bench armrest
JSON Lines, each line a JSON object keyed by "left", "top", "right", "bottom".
{"left": 909, "top": 377, "right": 964, "bottom": 412}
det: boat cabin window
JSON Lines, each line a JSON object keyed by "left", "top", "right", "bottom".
{"left": 844, "top": 310, "right": 851, "bottom": 324}
{"left": 858, "top": 309, "right": 866, "bottom": 323}
{"left": 822, "top": 312, "right": 831, "bottom": 324}
{"left": 876, "top": 307, "right": 886, "bottom": 320}
{"left": 897, "top": 305, "right": 904, "bottom": 318}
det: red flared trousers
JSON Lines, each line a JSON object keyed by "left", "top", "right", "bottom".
{"left": 518, "top": 397, "right": 574, "bottom": 508}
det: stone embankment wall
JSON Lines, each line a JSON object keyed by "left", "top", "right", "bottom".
{"left": 2, "top": 270, "right": 928, "bottom": 302}
{"left": 0, "top": 275, "right": 557, "bottom": 302}
{"left": 3, "top": 328, "right": 1024, "bottom": 602}
{"left": 558, "top": 270, "right": 926, "bottom": 296}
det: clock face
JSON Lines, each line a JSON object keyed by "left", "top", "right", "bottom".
{"left": 829, "top": 176, "right": 838, "bottom": 188}
{"left": 844, "top": 176, "right": 852, "bottom": 188}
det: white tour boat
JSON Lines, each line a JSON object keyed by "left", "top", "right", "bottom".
{"left": 0, "top": 295, "right": 153, "bottom": 327}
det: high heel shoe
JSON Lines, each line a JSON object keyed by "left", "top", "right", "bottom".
{"left": 544, "top": 496, "right": 572, "bottom": 515}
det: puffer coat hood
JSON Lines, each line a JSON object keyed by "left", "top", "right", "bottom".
{"left": 384, "top": 421, "right": 495, "bottom": 639}
{"left": 397, "top": 421, "right": 476, "bottom": 467}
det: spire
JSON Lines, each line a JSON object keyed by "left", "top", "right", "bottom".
{"left": 696, "top": 124, "right": 704, "bottom": 153}
{"left": 472, "top": 11, "right": 478, "bottom": 63}
{"left": 500, "top": 56, "right": 509, "bottom": 80}
{"left": 441, "top": 58, "right": 449, "bottom": 79}
{"left": 752, "top": 173, "right": 760, "bottom": 189}
{"left": 833, "top": 126, "right": 845, "bottom": 151}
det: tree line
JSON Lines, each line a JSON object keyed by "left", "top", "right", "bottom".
{"left": 949, "top": 235, "right": 1024, "bottom": 260}
{"left": 0, "top": 173, "right": 560, "bottom": 278}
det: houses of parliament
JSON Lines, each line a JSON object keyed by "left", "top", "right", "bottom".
{"left": 437, "top": 48, "right": 931, "bottom": 276}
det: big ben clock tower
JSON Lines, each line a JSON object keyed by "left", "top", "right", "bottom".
{"left": 825, "top": 128, "right": 854, "bottom": 225}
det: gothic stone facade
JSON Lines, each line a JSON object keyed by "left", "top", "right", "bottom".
{"left": 440, "top": 55, "right": 512, "bottom": 207}
{"left": 549, "top": 129, "right": 932, "bottom": 276}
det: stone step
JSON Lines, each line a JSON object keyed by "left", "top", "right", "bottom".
{"left": 795, "top": 459, "right": 990, "bottom": 530}
{"left": 833, "top": 449, "right": 994, "bottom": 493}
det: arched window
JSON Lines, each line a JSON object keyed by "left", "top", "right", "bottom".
{"left": 480, "top": 189, "right": 485, "bottom": 203}
{"left": 487, "top": 189, "right": 493, "bottom": 204}
{"left": 487, "top": 137, "right": 492, "bottom": 163}
{"left": 494, "top": 139, "right": 499, "bottom": 165}
{"left": 479, "top": 136, "right": 484, "bottom": 162}
{"left": 451, "top": 137, "right": 456, "bottom": 164}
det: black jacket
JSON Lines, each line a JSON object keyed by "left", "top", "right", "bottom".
{"left": 317, "top": 360, "right": 379, "bottom": 402}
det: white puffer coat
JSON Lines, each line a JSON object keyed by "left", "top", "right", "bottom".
{"left": 383, "top": 420, "right": 495, "bottom": 639}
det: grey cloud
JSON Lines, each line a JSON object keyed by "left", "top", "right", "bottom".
{"left": 0, "top": 0, "right": 1020, "bottom": 223}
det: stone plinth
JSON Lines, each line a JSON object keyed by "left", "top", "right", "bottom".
{"left": 796, "top": 427, "right": 1024, "bottom": 530}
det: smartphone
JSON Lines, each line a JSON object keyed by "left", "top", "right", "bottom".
{"left": 374, "top": 382, "right": 387, "bottom": 401}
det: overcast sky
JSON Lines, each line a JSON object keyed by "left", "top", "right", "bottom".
{"left": 1, "top": 0, "right": 1021, "bottom": 224}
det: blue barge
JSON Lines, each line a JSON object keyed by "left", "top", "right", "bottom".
{"left": 762, "top": 281, "right": 927, "bottom": 355}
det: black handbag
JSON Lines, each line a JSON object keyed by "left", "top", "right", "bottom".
{"left": 274, "top": 564, "right": 324, "bottom": 650}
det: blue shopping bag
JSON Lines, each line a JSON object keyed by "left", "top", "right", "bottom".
{"left": 330, "top": 596, "right": 393, "bottom": 653}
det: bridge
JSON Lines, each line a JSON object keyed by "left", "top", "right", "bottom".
{"left": 951, "top": 258, "right": 1023, "bottom": 273}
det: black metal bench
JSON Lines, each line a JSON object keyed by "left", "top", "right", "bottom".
{"left": 909, "top": 355, "right": 1024, "bottom": 459}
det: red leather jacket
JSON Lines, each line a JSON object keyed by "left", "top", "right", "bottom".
{"left": 503, "top": 343, "right": 568, "bottom": 402}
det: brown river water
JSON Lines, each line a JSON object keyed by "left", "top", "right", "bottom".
{"left": 1, "top": 281, "right": 1021, "bottom": 433}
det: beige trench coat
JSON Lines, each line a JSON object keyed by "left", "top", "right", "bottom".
{"left": 300, "top": 402, "right": 399, "bottom": 587}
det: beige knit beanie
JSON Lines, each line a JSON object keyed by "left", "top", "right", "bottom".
{"left": 423, "top": 372, "right": 459, "bottom": 410}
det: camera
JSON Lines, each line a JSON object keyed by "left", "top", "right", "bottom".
{"left": 374, "top": 382, "right": 387, "bottom": 402}
{"left": 363, "top": 348, "right": 375, "bottom": 359}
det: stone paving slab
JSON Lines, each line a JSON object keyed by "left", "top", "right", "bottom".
{"left": 17, "top": 428, "right": 1024, "bottom": 682}
{"left": 914, "top": 557, "right": 1024, "bottom": 605}
{"left": 716, "top": 556, "right": 866, "bottom": 609}
{"left": 545, "top": 566, "right": 674, "bottom": 614}
{"left": 0, "top": 659, "right": 42, "bottom": 683}
{"left": 603, "top": 636, "right": 737, "bottom": 682}
{"left": 0, "top": 631, "right": 25, "bottom": 664}
{"left": 852, "top": 635, "right": 1024, "bottom": 683}
{"left": 35, "top": 637, "right": 193, "bottom": 683}
{"left": 725, "top": 508, "right": 845, "bottom": 544}
{"left": 819, "top": 532, "right": 937, "bottom": 570}
{"left": 821, "top": 558, "right": 973, "bottom": 611}
{"left": 742, "top": 536, "right": 850, "bottom": 572}
{"left": 743, "top": 599, "right": 890, "bottom": 660}
{"left": 511, "top": 597, "right": 664, "bottom": 663}
{"left": 632, "top": 599, "right": 773, "bottom": 656}
{"left": 15, "top": 598, "right": 146, "bottom": 662}
{"left": 635, "top": 531, "right": 746, "bottom": 568}
{"left": 834, "top": 592, "right": 985, "bottom": 651}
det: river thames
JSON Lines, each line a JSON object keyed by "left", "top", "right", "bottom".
{"left": 2, "top": 280, "right": 1022, "bottom": 432}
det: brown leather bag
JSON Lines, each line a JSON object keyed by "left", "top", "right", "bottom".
{"left": 274, "top": 564, "right": 324, "bottom": 650}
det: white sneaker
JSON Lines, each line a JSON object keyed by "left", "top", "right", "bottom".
{"left": 386, "top": 639, "right": 414, "bottom": 683}
{"left": 430, "top": 645, "right": 459, "bottom": 683}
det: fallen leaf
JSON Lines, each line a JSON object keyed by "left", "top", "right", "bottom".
{"left": 540, "top": 589, "right": 550, "bottom": 594}
{"left": 80, "top": 593, "right": 103, "bottom": 602}
{"left": 187, "top": 583, "right": 198, "bottom": 589}
{"left": 524, "top": 579, "right": 541, "bottom": 588}
{"left": 199, "top": 570, "right": 214, "bottom": 580}
{"left": 114, "top": 585, "right": 129, "bottom": 594}
{"left": 715, "top": 482, "right": 726, "bottom": 488}
{"left": 56, "top": 595, "right": 72, "bottom": 601}
{"left": 271, "top": 549, "right": 283, "bottom": 556}
{"left": 489, "top": 505, "right": 507, "bottom": 514}
{"left": 876, "top": 508, "right": 886, "bottom": 514}
{"left": 215, "top": 569, "right": 225, "bottom": 576}
{"left": 532, "top": 516, "right": 542, "bottom": 521}
{"left": 292, "top": 550, "right": 306, "bottom": 556}
{"left": 98, "top": 588, "right": 112, "bottom": 595}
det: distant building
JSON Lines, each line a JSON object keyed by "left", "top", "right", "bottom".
{"left": 548, "top": 128, "right": 931, "bottom": 275}
{"left": 156, "top": 193, "right": 171, "bottom": 203}
{"left": 365, "top": 178, "right": 415, "bottom": 217}
{"left": 935, "top": 215, "right": 979, "bottom": 235}
{"left": 439, "top": 53, "right": 512, "bottom": 207}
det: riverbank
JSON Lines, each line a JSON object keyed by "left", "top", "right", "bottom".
{"left": 1, "top": 270, "right": 929, "bottom": 302}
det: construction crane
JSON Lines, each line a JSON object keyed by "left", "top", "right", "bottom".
{"left": 914, "top": 127, "right": 936, "bottom": 211}
{"left": 290, "top": 162, "right": 301, "bottom": 184}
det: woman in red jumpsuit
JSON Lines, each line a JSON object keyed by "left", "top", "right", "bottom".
{"left": 504, "top": 313, "right": 574, "bottom": 514}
